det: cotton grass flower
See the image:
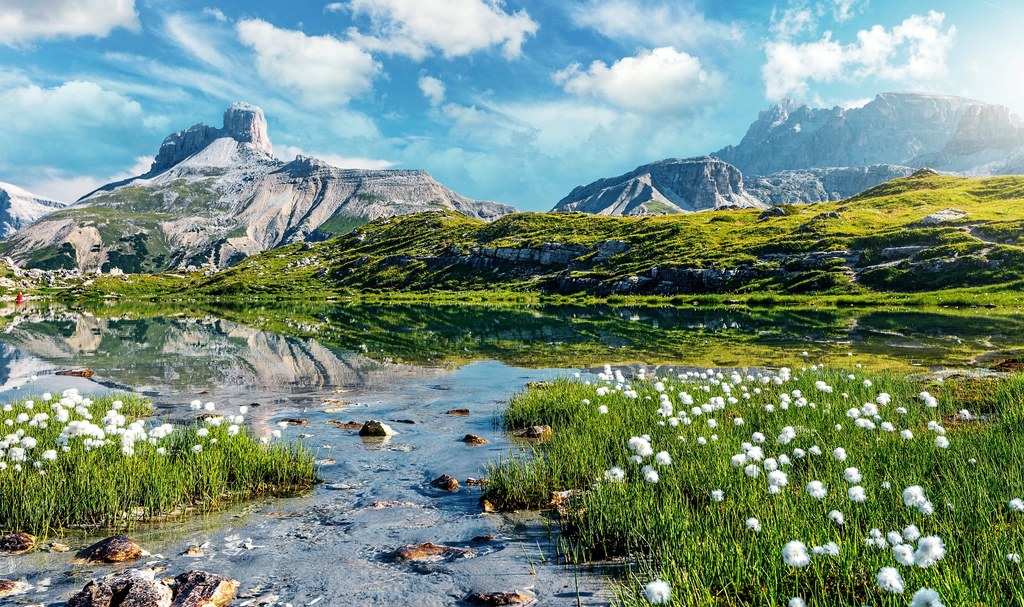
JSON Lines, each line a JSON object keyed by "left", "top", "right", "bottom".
{"left": 643, "top": 579, "right": 671, "bottom": 604}
{"left": 903, "top": 525, "right": 921, "bottom": 541}
{"left": 745, "top": 517, "right": 761, "bottom": 532}
{"left": 788, "top": 598, "right": 805, "bottom": 607}
{"left": 848, "top": 486, "right": 867, "bottom": 502}
{"left": 911, "top": 588, "right": 944, "bottom": 607}
{"left": 844, "top": 467, "right": 862, "bottom": 483}
{"left": 782, "top": 541, "right": 811, "bottom": 568}
{"left": 828, "top": 510, "right": 845, "bottom": 526}
{"left": 876, "top": 566, "right": 905, "bottom": 594}
{"left": 913, "top": 536, "right": 946, "bottom": 568}
{"left": 605, "top": 467, "right": 625, "bottom": 481}
{"left": 831, "top": 447, "right": 847, "bottom": 461}
{"left": 642, "top": 466, "right": 660, "bottom": 484}
{"left": 806, "top": 480, "right": 827, "bottom": 499}
{"left": 1009, "top": 498, "right": 1024, "bottom": 512}
{"left": 654, "top": 451, "right": 672, "bottom": 466}
{"left": 903, "top": 485, "right": 928, "bottom": 508}
{"left": 711, "top": 489, "right": 724, "bottom": 502}
{"left": 893, "top": 544, "right": 916, "bottom": 566}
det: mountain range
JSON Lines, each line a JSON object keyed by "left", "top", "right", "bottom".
{"left": 0, "top": 103, "right": 513, "bottom": 273}
{"left": 0, "top": 182, "right": 66, "bottom": 239}
{"left": 554, "top": 92, "right": 1024, "bottom": 215}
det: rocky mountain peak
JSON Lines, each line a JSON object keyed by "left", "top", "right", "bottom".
{"left": 222, "top": 102, "right": 271, "bottom": 154}
{"left": 150, "top": 102, "right": 273, "bottom": 174}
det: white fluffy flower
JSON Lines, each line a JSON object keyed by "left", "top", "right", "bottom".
{"left": 893, "top": 544, "right": 915, "bottom": 566}
{"left": 1009, "top": 498, "right": 1024, "bottom": 513}
{"left": 806, "top": 480, "right": 827, "bottom": 499}
{"left": 831, "top": 447, "right": 847, "bottom": 461}
{"left": 782, "top": 541, "right": 811, "bottom": 568}
{"left": 745, "top": 517, "right": 761, "bottom": 532}
{"left": 848, "top": 486, "right": 867, "bottom": 502}
{"left": 934, "top": 436, "right": 950, "bottom": 449}
{"left": 844, "top": 467, "right": 862, "bottom": 483}
{"left": 711, "top": 489, "right": 724, "bottom": 502}
{"left": 903, "top": 524, "right": 921, "bottom": 542}
{"left": 876, "top": 566, "right": 905, "bottom": 594}
{"left": 828, "top": 509, "right": 845, "bottom": 526}
{"left": 903, "top": 485, "right": 928, "bottom": 508}
{"left": 788, "top": 598, "right": 806, "bottom": 607}
{"left": 642, "top": 465, "right": 659, "bottom": 484}
{"left": 911, "top": 588, "right": 944, "bottom": 607}
{"left": 913, "top": 536, "right": 946, "bottom": 568}
{"left": 643, "top": 579, "right": 671, "bottom": 604}
{"left": 768, "top": 470, "right": 788, "bottom": 487}
{"left": 605, "top": 467, "right": 625, "bottom": 481}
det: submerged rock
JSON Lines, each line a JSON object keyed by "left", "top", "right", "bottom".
{"left": 430, "top": 474, "right": 460, "bottom": 492}
{"left": 181, "top": 545, "right": 204, "bottom": 557}
{"left": 278, "top": 418, "right": 308, "bottom": 426}
{"left": 466, "top": 590, "right": 537, "bottom": 606}
{"left": 460, "top": 434, "right": 489, "bottom": 445}
{"left": 358, "top": 420, "right": 397, "bottom": 437}
{"left": 65, "top": 569, "right": 237, "bottom": 607}
{"left": 78, "top": 535, "right": 143, "bottom": 563}
{"left": 0, "top": 579, "right": 30, "bottom": 597}
{"left": 445, "top": 408, "right": 471, "bottom": 415}
{"left": 392, "top": 542, "right": 476, "bottom": 562}
{"left": 327, "top": 420, "right": 363, "bottom": 430}
{"left": 515, "top": 425, "right": 553, "bottom": 440}
{"left": 0, "top": 532, "right": 35, "bottom": 554}
{"left": 55, "top": 368, "right": 94, "bottom": 378}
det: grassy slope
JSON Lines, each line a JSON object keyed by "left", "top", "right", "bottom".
{"left": 79, "top": 172, "right": 1024, "bottom": 303}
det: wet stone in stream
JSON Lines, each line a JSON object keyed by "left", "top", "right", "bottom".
{"left": 0, "top": 580, "right": 30, "bottom": 597}
{"left": 460, "top": 434, "right": 489, "bottom": 445}
{"left": 0, "top": 532, "right": 36, "bottom": 554}
{"left": 430, "top": 474, "right": 460, "bottom": 492}
{"left": 78, "top": 535, "right": 144, "bottom": 564}
{"left": 392, "top": 542, "right": 476, "bottom": 562}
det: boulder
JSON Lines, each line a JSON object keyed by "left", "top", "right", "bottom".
{"left": 0, "top": 532, "right": 35, "bottom": 554}
{"left": 358, "top": 420, "right": 396, "bottom": 437}
{"left": 430, "top": 474, "right": 460, "bottom": 492}
{"left": 55, "top": 368, "right": 95, "bottom": 378}
{"left": 445, "top": 408, "right": 470, "bottom": 416}
{"left": 515, "top": 425, "right": 553, "bottom": 440}
{"left": 466, "top": 590, "right": 537, "bottom": 606}
{"left": 78, "top": 535, "right": 143, "bottom": 563}
{"left": 920, "top": 207, "right": 967, "bottom": 225}
{"left": 0, "top": 580, "right": 30, "bottom": 597}
{"left": 460, "top": 434, "right": 488, "bottom": 445}
{"left": 171, "top": 570, "right": 239, "bottom": 607}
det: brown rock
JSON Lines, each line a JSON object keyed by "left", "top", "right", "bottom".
{"left": 278, "top": 418, "right": 308, "bottom": 426}
{"left": 0, "top": 580, "right": 30, "bottom": 597}
{"left": 172, "top": 570, "right": 239, "bottom": 607}
{"left": 49, "top": 542, "right": 71, "bottom": 552}
{"left": 445, "top": 408, "right": 470, "bottom": 416}
{"left": 389, "top": 419, "right": 416, "bottom": 425}
{"left": 0, "top": 532, "right": 35, "bottom": 554}
{"left": 525, "top": 381, "right": 552, "bottom": 389}
{"left": 470, "top": 534, "right": 495, "bottom": 543}
{"left": 430, "top": 474, "right": 460, "bottom": 492}
{"left": 392, "top": 542, "right": 476, "bottom": 562}
{"left": 327, "top": 420, "right": 363, "bottom": 430}
{"left": 480, "top": 499, "right": 496, "bottom": 513}
{"left": 78, "top": 535, "right": 143, "bottom": 564}
{"left": 460, "top": 434, "right": 488, "bottom": 445}
{"left": 515, "top": 425, "right": 553, "bottom": 440}
{"left": 56, "top": 368, "right": 94, "bottom": 378}
{"left": 466, "top": 590, "right": 536, "bottom": 606}
{"left": 465, "top": 477, "right": 489, "bottom": 487}
{"left": 181, "top": 545, "right": 204, "bottom": 557}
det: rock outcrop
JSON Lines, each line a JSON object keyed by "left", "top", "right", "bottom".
{"left": 0, "top": 181, "right": 65, "bottom": 238}
{"left": 552, "top": 157, "right": 764, "bottom": 215}
{"left": 2, "top": 103, "right": 515, "bottom": 272}
{"left": 746, "top": 165, "right": 917, "bottom": 205}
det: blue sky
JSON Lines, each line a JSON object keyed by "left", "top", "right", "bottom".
{"left": 1, "top": 0, "right": 1023, "bottom": 210}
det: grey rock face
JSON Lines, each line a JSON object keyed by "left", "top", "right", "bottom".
{"left": 552, "top": 157, "right": 764, "bottom": 215}
{"left": 0, "top": 181, "right": 65, "bottom": 238}
{"left": 714, "top": 92, "right": 1024, "bottom": 176}
{"left": 3, "top": 103, "right": 515, "bottom": 271}
{"left": 746, "top": 165, "right": 917, "bottom": 205}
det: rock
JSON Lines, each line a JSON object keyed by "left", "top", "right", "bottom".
{"left": 78, "top": 535, "right": 143, "bottom": 563}
{"left": 55, "top": 368, "right": 94, "bottom": 378}
{"left": 389, "top": 419, "right": 416, "bottom": 425}
{"left": 920, "top": 207, "right": 967, "bottom": 225}
{"left": 0, "top": 181, "right": 66, "bottom": 239}
{"left": 181, "top": 545, "right": 204, "bottom": 557}
{"left": 460, "top": 434, "right": 488, "bottom": 445}
{"left": 358, "top": 420, "right": 396, "bottom": 437}
{"left": 171, "top": 571, "right": 239, "bottom": 607}
{"left": 106, "top": 569, "right": 173, "bottom": 607}
{"left": 0, "top": 532, "right": 35, "bottom": 554}
{"left": 525, "top": 381, "right": 552, "bottom": 389}
{"left": 278, "top": 418, "right": 308, "bottom": 426}
{"left": 66, "top": 580, "right": 115, "bottom": 607}
{"left": 758, "top": 206, "right": 788, "bottom": 219}
{"left": 552, "top": 157, "right": 764, "bottom": 215}
{"left": 465, "top": 477, "right": 489, "bottom": 486}
{"left": 515, "top": 425, "right": 553, "bottom": 440}
{"left": 49, "top": 542, "right": 71, "bottom": 552}
{"left": 747, "top": 165, "right": 916, "bottom": 205}
{"left": 327, "top": 420, "right": 363, "bottom": 430}
{"left": 392, "top": 542, "right": 476, "bottom": 562}
{"left": 470, "top": 534, "right": 495, "bottom": 543}
{"left": 445, "top": 408, "right": 471, "bottom": 416}
{"left": 480, "top": 499, "right": 496, "bottom": 513}
{"left": 430, "top": 474, "right": 460, "bottom": 492}
{"left": 0, "top": 579, "right": 30, "bottom": 597}
{"left": 466, "top": 590, "right": 536, "bottom": 606}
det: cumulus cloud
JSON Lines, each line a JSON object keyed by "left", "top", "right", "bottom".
{"left": 763, "top": 11, "right": 956, "bottom": 99}
{"left": 0, "top": 0, "right": 139, "bottom": 46}
{"left": 554, "top": 47, "right": 720, "bottom": 114}
{"left": 237, "top": 19, "right": 380, "bottom": 107}
{"left": 346, "top": 0, "right": 538, "bottom": 60}
{"left": 202, "top": 7, "right": 228, "bottom": 22}
{"left": 570, "top": 0, "right": 741, "bottom": 48}
{"left": 418, "top": 76, "right": 446, "bottom": 107}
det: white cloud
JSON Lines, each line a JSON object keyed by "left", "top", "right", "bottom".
{"left": 0, "top": 0, "right": 139, "bottom": 46}
{"left": 832, "top": 0, "right": 862, "bottom": 22}
{"left": 346, "top": 0, "right": 538, "bottom": 60}
{"left": 23, "top": 156, "right": 154, "bottom": 202}
{"left": 236, "top": 19, "right": 381, "bottom": 108}
{"left": 570, "top": 0, "right": 741, "bottom": 48}
{"left": 763, "top": 11, "right": 956, "bottom": 99}
{"left": 770, "top": 4, "right": 817, "bottom": 39}
{"left": 554, "top": 47, "right": 720, "bottom": 114}
{"left": 276, "top": 145, "right": 394, "bottom": 170}
{"left": 418, "top": 76, "right": 446, "bottom": 107}
{"left": 163, "top": 13, "right": 233, "bottom": 72}
{"left": 202, "top": 7, "right": 228, "bottom": 22}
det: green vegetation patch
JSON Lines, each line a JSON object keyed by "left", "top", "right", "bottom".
{"left": 486, "top": 369, "right": 1024, "bottom": 606}
{"left": 0, "top": 391, "right": 316, "bottom": 537}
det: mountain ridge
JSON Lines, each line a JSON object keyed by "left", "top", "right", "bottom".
{"left": 0, "top": 182, "right": 66, "bottom": 238}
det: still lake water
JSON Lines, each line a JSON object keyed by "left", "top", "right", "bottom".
{"left": 0, "top": 301, "right": 1020, "bottom": 605}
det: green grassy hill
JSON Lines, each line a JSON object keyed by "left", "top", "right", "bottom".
{"left": 89, "top": 171, "right": 1024, "bottom": 302}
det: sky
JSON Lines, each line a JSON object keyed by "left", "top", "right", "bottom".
{"left": 1, "top": 0, "right": 1023, "bottom": 210}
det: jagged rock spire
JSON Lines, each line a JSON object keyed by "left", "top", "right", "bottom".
{"left": 150, "top": 102, "right": 272, "bottom": 174}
